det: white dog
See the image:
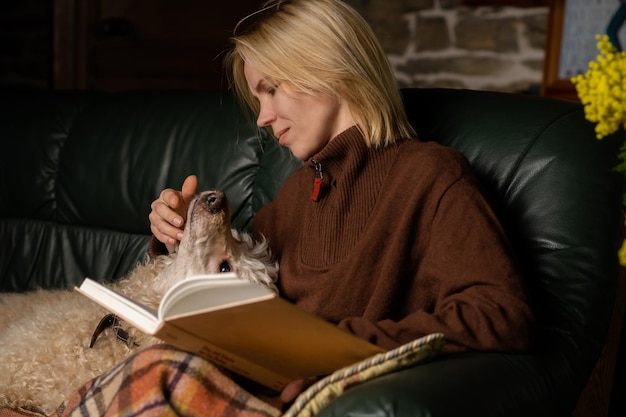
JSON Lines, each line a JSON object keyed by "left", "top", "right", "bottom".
{"left": 0, "top": 190, "right": 278, "bottom": 414}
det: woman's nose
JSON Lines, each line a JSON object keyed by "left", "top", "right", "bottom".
{"left": 256, "top": 103, "right": 275, "bottom": 127}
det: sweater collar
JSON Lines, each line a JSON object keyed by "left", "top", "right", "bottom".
{"left": 309, "top": 125, "right": 367, "bottom": 173}
{"left": 306, "top": 126, "right": 372, "bottom": 202}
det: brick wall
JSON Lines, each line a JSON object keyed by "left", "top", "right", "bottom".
{"left": 348, "top": 0, "right": 548, "bottom": 93}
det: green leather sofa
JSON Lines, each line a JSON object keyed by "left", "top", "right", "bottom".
{"left": 1, "top": 88, "right": 623, "bottom": 416}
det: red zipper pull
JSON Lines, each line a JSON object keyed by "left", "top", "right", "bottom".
{"left": 311, "top": 159, "right": 323, "bottom": 202}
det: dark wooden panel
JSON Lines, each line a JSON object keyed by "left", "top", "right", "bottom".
{"left": 55, "top": 0, "right": 263, "bottom": 90}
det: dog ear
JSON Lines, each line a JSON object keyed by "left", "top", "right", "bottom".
{"left": 231, "top": 229, "right": 279, "bottom": 293}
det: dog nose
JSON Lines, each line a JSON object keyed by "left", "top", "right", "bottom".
{"left": 204, "top": 190, "right": 226, "bottom": 214}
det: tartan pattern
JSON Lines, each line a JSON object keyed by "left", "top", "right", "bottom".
{"left": 2, "top": 345, "right": 280, "bottom": 417}
{"left": 0, "top": 408, "right": 46, "bottom": 417}
{"left": 1, "top": 336, "right": 444, "bottom": 417}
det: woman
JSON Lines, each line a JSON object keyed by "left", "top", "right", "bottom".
{"left": 158, "top": 0, "right": 533, "bottom": 347}
{"left": 152, "top": 0, "right": 532, "bottom": 403}
{"left": 41, "top": 1, "right": 533, "bottom": 416}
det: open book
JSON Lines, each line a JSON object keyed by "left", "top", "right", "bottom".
{"left": 76, "top": 273, "right": 384, "bottom": 391}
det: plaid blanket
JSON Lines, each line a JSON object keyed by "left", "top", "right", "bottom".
{"left": 1, "top": 345, "right": 280, "bottom": 417}
{"left": 1, "top": 335, "right": 444, "bottom": 417}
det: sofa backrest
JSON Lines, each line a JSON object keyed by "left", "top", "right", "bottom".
{"left": 1, "top": 87, "right": 623, "bottom": 413}
{"left": 0, "top": 90, "right": 302, "bottom": 290}
{"left": 402, "top": 88, "right": 623, "bottom": 404}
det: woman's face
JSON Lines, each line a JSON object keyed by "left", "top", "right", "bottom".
{"left": 244, "top": 62, "right": 355, "bottom": 161}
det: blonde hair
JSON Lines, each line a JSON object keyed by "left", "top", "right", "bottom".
{"left": 225, "top": 0, "right": 415, "bottom": 147}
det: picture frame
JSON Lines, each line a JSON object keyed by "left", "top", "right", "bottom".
{"left": 460, "top": 0, "right": 547, "bottom": 6}
{"left": 542, "top": 0, "right": 626, "bottom": 101}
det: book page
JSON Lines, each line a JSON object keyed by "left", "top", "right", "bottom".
{"left": 76, "top": 278, "right": 159, "bottom": 334}
{"left": 158, "top": 273, "right": 275, "bottom": 320}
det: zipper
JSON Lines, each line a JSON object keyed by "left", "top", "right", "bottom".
{"left": 311, "top": 159, "right": 323, "bottom": 202}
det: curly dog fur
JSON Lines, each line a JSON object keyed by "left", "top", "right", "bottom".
{"left": 0, "top": 190, "right": 278, "bottom": 414}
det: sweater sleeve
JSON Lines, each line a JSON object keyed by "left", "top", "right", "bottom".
{"left": 338, "top": 175, "right": 535, "bottom": 353}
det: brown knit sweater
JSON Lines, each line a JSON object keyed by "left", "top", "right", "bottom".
{"left": 252, "top": 126, "right": 534, "bottom": 353}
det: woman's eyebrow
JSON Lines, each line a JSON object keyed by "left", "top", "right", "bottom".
{"left": 254, "top": 77, "right": 278, "bottom": 95}
{"left": 253, "top": 78, "right": 269, "bottom": 94}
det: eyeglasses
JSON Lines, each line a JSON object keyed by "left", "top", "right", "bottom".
{"left": 89, "top": 313, "right": 139, "bottom": 348}
{"left": 233, "top": 0, "right": 290, "bottom": 37}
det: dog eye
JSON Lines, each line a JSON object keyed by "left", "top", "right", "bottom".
{"left": 219, "top": 260, "right": 231, "bottom": 273}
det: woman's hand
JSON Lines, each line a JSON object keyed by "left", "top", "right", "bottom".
{"left": 149, "top": 175, "right": 198, "bottom": 253}
{"left": 280, "top": 378, "right": 316, "bottom": 404}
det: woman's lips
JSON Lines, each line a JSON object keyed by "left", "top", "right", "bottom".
{"left": 275, "top": 128, "right": 288, "bottom": 145}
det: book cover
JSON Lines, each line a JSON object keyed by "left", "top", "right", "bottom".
{"left": 76, "top": 274, "right": 384, "bottom": 390}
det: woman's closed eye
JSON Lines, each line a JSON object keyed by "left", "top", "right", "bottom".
{"left": 267, "top": 84, "right": 279, "bottom": 96}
